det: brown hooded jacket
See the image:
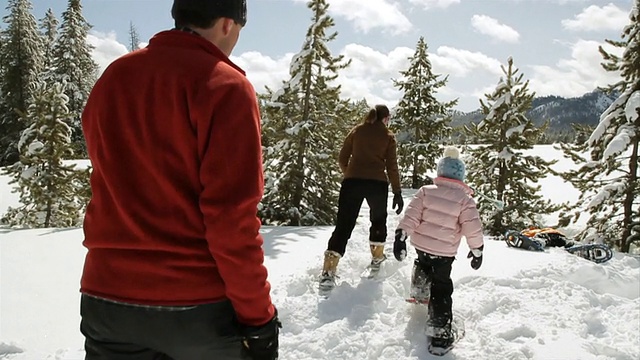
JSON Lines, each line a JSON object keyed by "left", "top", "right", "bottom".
{"left": 339, "top": 120, "right": 401, "bottom": 194}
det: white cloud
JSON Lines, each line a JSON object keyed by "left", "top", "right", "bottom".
{"left": 235, "top": 43, "right": 505, "bottom": 111}
{"left": 328, "top": 0, "right": 412, "bottom": 35}
{"left": 334, "top": 44, "right": 503, "bottom": 107}
{"left": 335, "top": 44, "right": 411, "bottom": 106}
{"left": 528, "top": 39, "right": 623, "bottom": 98}
{"left": 431, "top": 46, "right": 503, "bottom": 77}
{"left": 291, "top": 0, "right": 412, "bottom": 35}
{"left": 562, "top": 4, "right": 628, "bottom": 32}
{"left": 409, "top": 0, "right": 461, "bottom": 10}
{"left": 472, "top": 83, "right": 501, "bottom": 102}
{"left": 231, "top": 52, "right": 294, "bottom": 92}
{"left": 471, "top": 15, "right": 520, "bottom": 43}
{"left": 87, "top": 31, "right": 128, "bottom": 73}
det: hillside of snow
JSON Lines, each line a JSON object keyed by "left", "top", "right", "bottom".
{"left": 1, "top": 146, "right": 639, "bottom": 359}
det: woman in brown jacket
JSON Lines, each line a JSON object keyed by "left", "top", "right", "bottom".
{"left": 319, "top": 104, "right": 403, "bottom": 292}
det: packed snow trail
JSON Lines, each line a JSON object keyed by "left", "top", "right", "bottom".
{"left": 268, "top": 196, "right": 640, "bottom": 360}
{"left": 1, "top": 189, "right": 639, "bottom": 359}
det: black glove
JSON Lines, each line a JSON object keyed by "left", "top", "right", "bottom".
{"left": 241, "top": 308, "right": 282, "bottom": 360}
{"left": 393, "top": 228, "right": 408, "bottom": 261}
{"left": 467, "top": 245, "right": 484, "bottom": 270}
{"left": 392, "top": 192, "right": 404, "bottom": 215}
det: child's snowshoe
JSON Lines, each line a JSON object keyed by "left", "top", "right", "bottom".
{"left": 429, "top": 336, "right": 455, "bottom": 356}
{"left": 426, "top": 316, "right": 465, "bottom": 356}
{"left": 406, "top": 259, "right": 431, "bottom": 303}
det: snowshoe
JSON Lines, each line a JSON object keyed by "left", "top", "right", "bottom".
{"left": 406, "top": 297, "right": 430, "bottom": 305}
{"left": 566, "top": 243, "right": 613, "bottom": 264}
{"left": 522, "top": 227, "right": 573, "bottom": 248}
{"left": 426, "top": 316, "right": 465, "bottom": 356}
{"left": 504, "top": 230, "right": 545, "bottom": 251}
{"left": 406, "top": 259, "right": 431, "bottom": 304}
{"left": 318, "top": 272, "right": 337, "bottom": 297}
{"left": 429, "top": 336, "right": 455, "bottom": 356}
{"left": 361, "top": 254, "right": 386, "bottom": 279}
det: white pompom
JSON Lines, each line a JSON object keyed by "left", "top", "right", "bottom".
{"left": 443, "top": 146, "right": 460, "bottom": 159}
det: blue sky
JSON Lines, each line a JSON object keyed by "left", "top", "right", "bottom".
{"left": 7, "top": 0, "right": 632, "bottom": 111}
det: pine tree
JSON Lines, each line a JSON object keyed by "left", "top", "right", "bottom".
{"left": 1, "top": 81, "right": 83, "bottom": 228}
{"left": 39, "top": 8, "right": 58, "bottom": 69}
{"left": 50, "top": 0, "right": 98, "bottom": 158}
{"left": 391, "top": 36, "right": 457, "bottom": 188}
{"left": 0, "top": 28, "right": 4, "bottom": 107}
{"left": 128, "top": 21, "right": 140, "bottom": 52}
{"left": 559, "top": 1, "right": 640, "bottom": 253}
{"left": 259, "top": 0, "right": 351, "bottom": 226}
{"left": 0, "top": 0, "right": 44, "bottom": 166}
{"left": 464, "top": 57, "right": 558, "bottom": 236}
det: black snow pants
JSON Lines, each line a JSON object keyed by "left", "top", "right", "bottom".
{"left": 327, "top": 178, "right": 389, "bottom": 256}
{"left": 416, "top": 250, "right": 455, "bottom": 330}
{"left": 80, "top": 294, "right": 249, "bottom": 360}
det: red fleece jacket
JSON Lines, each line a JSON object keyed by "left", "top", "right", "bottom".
{"left": 80, "top": 30, "right": 274, "bottom": 326}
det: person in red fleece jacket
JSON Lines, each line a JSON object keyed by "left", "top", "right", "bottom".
{"left": 79, "top": 1, "right": 279, "bottom": 359}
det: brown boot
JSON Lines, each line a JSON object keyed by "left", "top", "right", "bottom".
{"left": 321, "top": 250, "right": 341, "bottom": 277}
{"left": 319, "top": 250, "right": 341, "bottom": 293}
{"left": 370, "top": 243, "right": 387, "bottom": 267}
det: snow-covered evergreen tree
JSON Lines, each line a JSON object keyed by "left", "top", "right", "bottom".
{"left": 558, "top": 1, "right": 640, "bottom": 253}
{"left": 50, "top": 0, "right": 98, "bottom": 158}
{"left": 391, "top": 36, "right": 456, "bottom": 188}
{"left": 259, "top": 0, "right": 351, "bottom": 226}
{"left": 464, "top": 57, "right": 558, "bottom": 236}
{"left": 39, "top": 8, "right": 58, "bottom": 70}
{"left": 0, "top": 28, "right": 4, "bottom": 113}
{"left": 0, "top": 0, "right": 44, "bottom": 166}
{"left": 1, "top": 81, "right": 83, "bottom": 228}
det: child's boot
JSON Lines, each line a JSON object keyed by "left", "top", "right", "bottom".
{"left": 410, "top": 259, "right": 431, "bottom": 303}
{"left": 427, "top": 313, "right": 453, "bottom": 344}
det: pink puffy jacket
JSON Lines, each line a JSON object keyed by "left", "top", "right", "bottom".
{"left": 398, "top": 177, "right": 484, "bottom": 257}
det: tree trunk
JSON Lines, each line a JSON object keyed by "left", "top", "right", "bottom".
{"left": 621, "top": 140, "right": 638, "bottom": 253}
{"left": 411, "top": 126, "right": 421, "bottom": 189}
{"left": 492, "top": 160, "right": 509, "bottom": 236}
{"left": 292, "top": 66, "right": 314, "bottom": 226}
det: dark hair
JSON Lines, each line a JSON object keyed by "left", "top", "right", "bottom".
{"left": 364, "top": 104, "right": 390, "bottom": 124}
{"left": 171, "top": 0, "right": 247, "bottom": 29}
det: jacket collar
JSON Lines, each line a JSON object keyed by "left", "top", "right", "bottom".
{"left": 433, "top": 177, "right": 473, "bottom": 195}
{"left": 147, "top": 30, "right": 246, "bottom": 76}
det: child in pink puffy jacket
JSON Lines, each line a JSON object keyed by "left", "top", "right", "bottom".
{"left": 393, "top": 146, "right": 484, "bottom": 349}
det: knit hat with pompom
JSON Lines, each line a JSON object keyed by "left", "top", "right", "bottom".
{"left": 437, "top": 146, "right": 465, "bottom": 181}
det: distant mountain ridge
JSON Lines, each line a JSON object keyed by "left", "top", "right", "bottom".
{"left": 451, "top": 89, "right": 617, "bottom": 133}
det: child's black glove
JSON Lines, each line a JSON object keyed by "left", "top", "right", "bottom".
{"left": 467, "top": 245, "right": 484, "bottom": 270}
{"left": 393, "top": 228, "right": 407, "bottom": 261}
{"left": 241, "top": 307, "right": 282, "bottom": 360}
{"left": 392, "top": 192, "right": 404, "bottom": 214}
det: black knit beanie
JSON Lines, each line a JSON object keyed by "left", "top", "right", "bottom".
{"left": 172, "top": 0, "right": 247, "bottom": 28}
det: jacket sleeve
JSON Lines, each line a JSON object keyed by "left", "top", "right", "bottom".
{"left": 338, "top": 129, "right": 354, "bottom": 175}
{"left": 398, "top": 187, "right": 426, "bottom": 235}
{"left": 460, "top": 197, "right": 484, "bottom": 250}
{"left": 197, "top": 77, "right": 274, "bottom": 327}
{"left": 385, "top": 134, "right": 401, "bottom": 194}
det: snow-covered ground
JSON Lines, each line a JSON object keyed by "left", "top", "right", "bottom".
{"left": 1, "top": 145, "right": 639, "bottom": 359}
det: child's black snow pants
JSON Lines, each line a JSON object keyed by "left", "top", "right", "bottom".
{"left": 416, "top": 250, "right": 455, "bottom": 330}
{"left": 327, "top": 178, "right": 389, "bottom": 256}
